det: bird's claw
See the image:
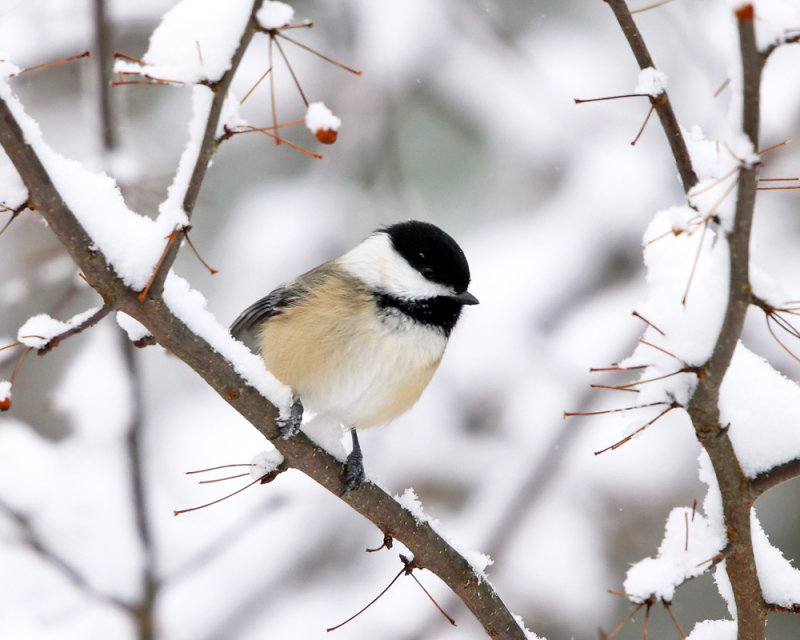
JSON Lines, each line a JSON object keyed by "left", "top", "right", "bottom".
{"left": 340, "top": 449, "right": 364, "bottom": 495}
{"left": 277, "top": 397, "right": 303, "bottom": 439}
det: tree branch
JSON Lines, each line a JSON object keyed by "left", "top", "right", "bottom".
{"left": 92, "top": 0, "right": 115, "bottom": 151}
{"left": 147, "top": 0, "right": 265, "bottom": 298}
{"left": 603, "top": 0, "right": 698, "bottom": 193}
{"left": 121, "top": 333, "right": 158, "bottom": 640}
{"left": 761, "top": 32, "right": 800, "bottom": 62}
{"left": 0, "top": 93, "right": 527, "bottom": 640}
{"left": 687, "top": 7, "right": 765, "bottom": 639}
{"left": 0, "top": 498, "right": 131, "bottom": 611}
{"left": 751, "top": 457, "right": 800, "bottom": 498}
{"left": 606, "top": 3, "right": 769, "bottom": 638}
{"left": 34, "top": 302, "right": 113, "bottom": 355}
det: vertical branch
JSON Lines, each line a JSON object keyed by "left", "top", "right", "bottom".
{"left": 121, "top": 333, "right": 158, "bottom": 640}
{"left": 92, "top": 0, "right": 115, "bottom": 151}
{"left": 94, "top": 3, "right": 157, "bottom": 637}
{"left": 604, "top": 2, "right": 768, "bottom": 638}
{"left": 687, "top": 7, "right": 764, "bottom": 640}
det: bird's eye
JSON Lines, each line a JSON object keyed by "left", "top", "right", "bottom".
{"left": 420, "top": 266, "right": 435, "bottom": 280}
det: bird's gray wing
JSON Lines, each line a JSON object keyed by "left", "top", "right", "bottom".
{"left": 230, "top": 282, "right": 305, "bottom": 352}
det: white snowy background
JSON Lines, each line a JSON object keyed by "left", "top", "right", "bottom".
{"left": 1, "top": 1, "right": 800, "bottom": 639}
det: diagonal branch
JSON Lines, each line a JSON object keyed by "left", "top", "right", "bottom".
{"left": 761, "top": 32, "right": 800, "bottom": 63}
{"left": 603, "top": 0, "right": 698, "bottom": 193}
{"left": 0, "top": 498, "right": 131, "bottom": 611}
{"left": 0, "top": 94, "right": 527, "bottom": 640}
{"left": 34, "top": 302, "right": 113, "bottom": 355}
{"left": 750, "top": 457, "right": 800, "bottom": 498}
{"left": 147, "top": 0, "right": 265, "bottom": 299}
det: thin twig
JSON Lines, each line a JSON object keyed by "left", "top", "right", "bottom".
{"left": 35, "top": 302, "right": 113, "bottom": 355}
{"left": 238, "top": 125, "right": 322, "bottom": 158}
{"left": 273, "top": 36, "right": 308, "bottom": 107}
{"left": 326, "top": 567, "right": 406, "bottom": 632}
{"left": 594, "top": 404, "right": 678, "bottom": 455}
{"left": 268, "top": 34, "right": 281, "bottom": 146}
{"left": 240, "top": 66, "right": 272, "bottom": 104}
{"left": 750, "top": 458, "right": 800, "bottom": 499}
{"left": 574, "top": 93, "right": 650, "bottom": 103}
{"left": 15, "top": 51, "right": 91, "bottom": 76}
{"left": 713, "top": 77, "right": 731, "bottom": 97}
{"left": 174, "top": 476, "right": 264, "bottom": 515}
{"left": 564, "top": 400, "right": 668, "bottom": 418}
{"left": 630, "top": 0, "right": 675, "bottom": 14}
{"left": 274, "top": 31, "right": 362, "bottom": 76}
{"left": 662, "top": 601, "right": 686, "bottom": 639}
{"left": 603, "top": 0, "right": 698, "bottom": 192}
{"left": 638, "top": 338, "right": 681, "bottom": 361}
{"left": 605, "top": 602, "right": 644, "bottom": 639}
{"left": 630, "top": 103, "right": 655, "bottom": 145}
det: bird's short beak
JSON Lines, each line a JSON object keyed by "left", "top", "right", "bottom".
{"left": 451, "top": 290, "right": 479, "bottom": 305}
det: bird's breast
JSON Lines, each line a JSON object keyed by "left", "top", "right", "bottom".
{"left": 259, "top": 275, "right": 447, "bottom": 429}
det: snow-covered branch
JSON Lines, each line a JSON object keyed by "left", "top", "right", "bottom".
{"left": 0, "top": 11, "right": 529, "bottom": 640}
{"left": 601, "top": 3, "right": 800, "bottom": 639}
{"left": 684, "top": 9, "right": 764, "bottom": 638}
{"left": 145, "top": 0, "right": 265, "bottom": 300}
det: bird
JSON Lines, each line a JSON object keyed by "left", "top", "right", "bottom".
{"left": 230, "top": 220, "right": 478, "bottom": 493}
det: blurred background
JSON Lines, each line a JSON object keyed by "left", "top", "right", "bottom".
{"left": 1, "top": 0, "right": 800, "bottom": 638}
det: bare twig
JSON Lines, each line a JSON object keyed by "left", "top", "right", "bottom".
{"left": 604, "top": 602, "right": 645, "bottom": 639}
{"left": 15, "top": 51, "right": 91, "bottom": 76}
{"left": 593, "top": 403, "right": 679, "bottom": 455}
{"left": 750, "top": 457, "right": 800, "bottom": 498}
{"left": 663, "top": 600, "right": 686, "bottom": 639}
{"left": 761, "top": 31, "right": 800, "bottom": 62}
{"left": 326, "top": 565, "right": 407, "bottom": 632}
{"left": 273, "top": 30, "right": 362, "bottom": 76}
{"left": 630, "top": 0, "right": 675, "bottom": 14}
{"left": 34, "top": 302, "right": 113, "bottom": 355}
{"left": 603, "top": 0, "right": 698, "bottom": 192}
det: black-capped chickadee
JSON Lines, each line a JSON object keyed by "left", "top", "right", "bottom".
{"left": 230, "top": 220, "right": 478, "bottom": 492}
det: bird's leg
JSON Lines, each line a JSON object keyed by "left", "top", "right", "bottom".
{"left": 276, "top": 395, "right": 303, "bottom": 439}
{"left": 341, "top": 427, "right": 365, "bottom": 494}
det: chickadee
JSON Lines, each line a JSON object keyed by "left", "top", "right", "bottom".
{"left": 230, "top": 220, "right": 478, "bottom": 492}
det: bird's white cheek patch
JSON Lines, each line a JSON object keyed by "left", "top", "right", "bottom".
{"left": 338, "top": 233, "right": 454, "bottom": 300}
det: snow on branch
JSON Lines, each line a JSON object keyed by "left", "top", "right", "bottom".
{"left": 0, "top": 10, "right": 528, "bottom": 639}
{"left": 112, "top": 0, "right": 255, "bottom": 84}
{"left": 598, "top": 3, "right": 800, "bottom": 638}
{"left": 18, "top": 305, "right": 112, "bottom": 354}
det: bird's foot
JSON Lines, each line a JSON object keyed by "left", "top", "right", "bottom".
{"left": 340, "top": 448, "right": 364, "bottom": 495}
{"left": 276, "top": 396, "right": 303, "bottom": 439}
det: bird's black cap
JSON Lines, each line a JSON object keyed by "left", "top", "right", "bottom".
{"left": 383, "top": 221, "right": 473, "bottom": 296}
